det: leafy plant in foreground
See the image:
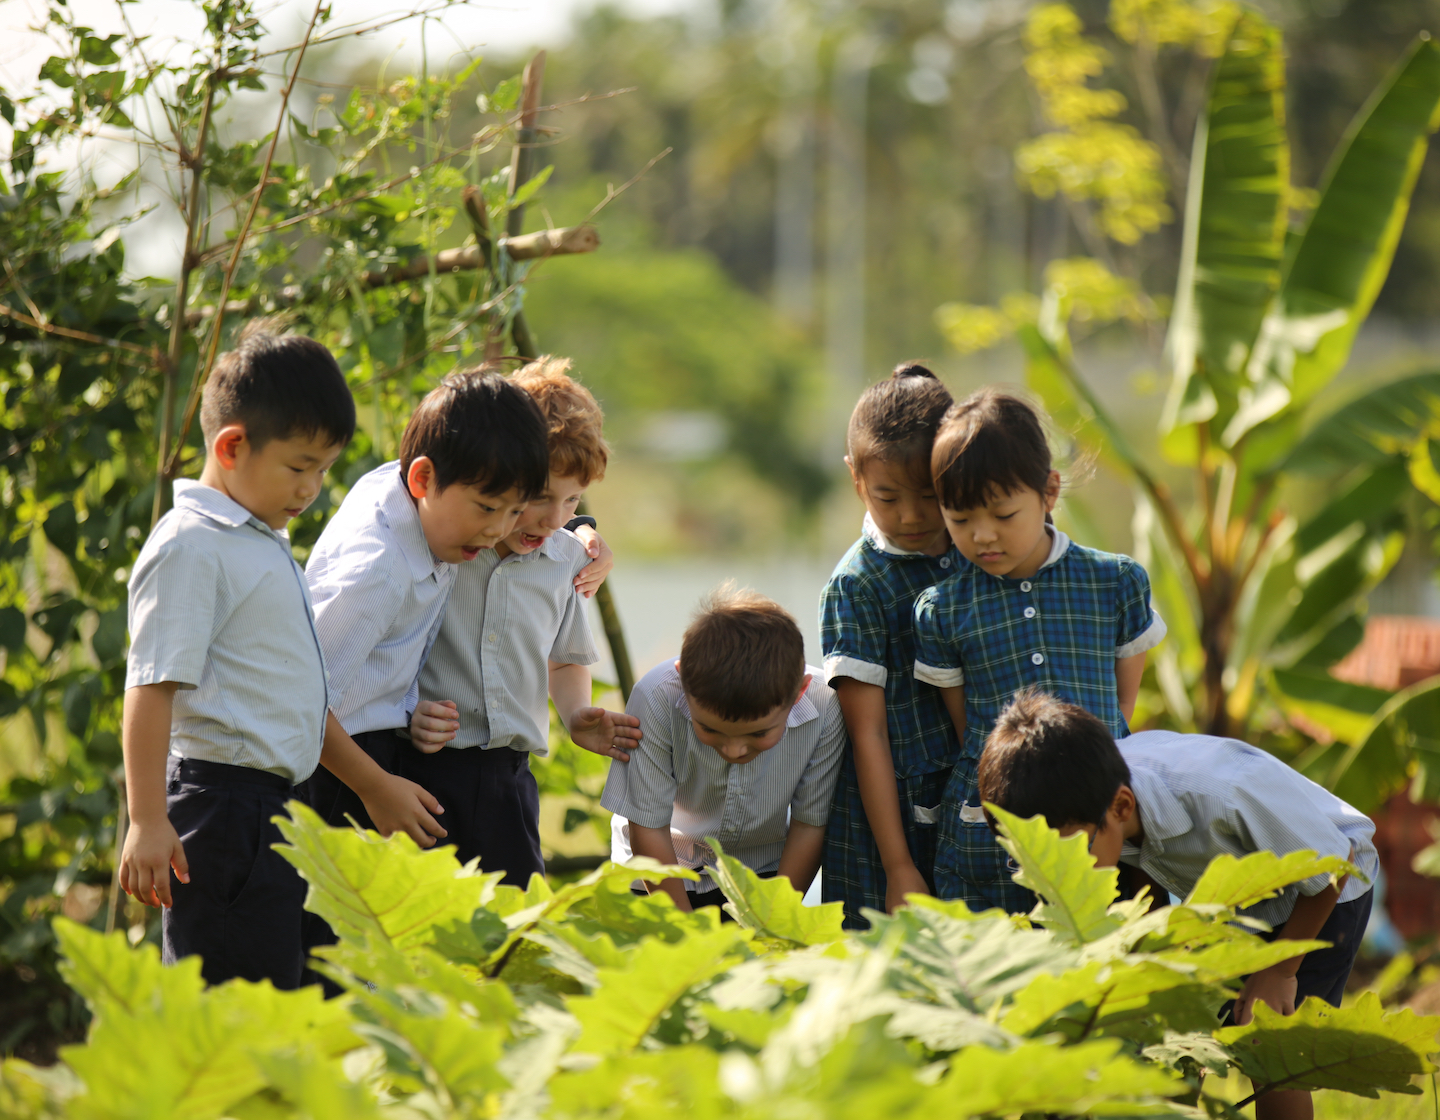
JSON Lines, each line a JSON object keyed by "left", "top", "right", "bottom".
{"left": 0, "top": 802, "right": 1434, "bottom": 1118}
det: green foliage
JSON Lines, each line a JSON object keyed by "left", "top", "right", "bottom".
{"left": 9, "top": 806, "right": 1436, "bottom": 1119}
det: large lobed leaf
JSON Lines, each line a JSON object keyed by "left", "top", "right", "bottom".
{"left": 707, "top": 837, "right": 846, "bottom": 946}
{"left": 1216, "top": 990, "right": 1440, "bottom": 1097}
{"left": 1164, "top": 9, "right": 1288, "bottom": 431}
{"left": 1185, "top": 849, "right": 1359, "bottom": 910}
{"left": 273, "top": 800, "right": 500, "bottom": 953}
{"left": 988, "top": 805, "right": 1120, "bottom": 944}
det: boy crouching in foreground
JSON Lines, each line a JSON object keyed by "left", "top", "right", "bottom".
{"left": 602, "top": 588, "right": 846, "bottom": 913}
{"left": 122, "top": 327, "right": 436, "bottom": 988}
{"left": 407, "top": 356, "right": 640, "bottom": 884}
{"left": 977, "top": 688, "right": 1378, "bottom": 1120}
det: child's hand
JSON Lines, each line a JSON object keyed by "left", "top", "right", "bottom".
{"left": 568, "top": 706, "right": 642, "bottom": 761}
{"left": 1234, "top": 964, "right": 1298, "bottom": 1024}
{"left": 119, "top": 817, "right": 189, "bottom": 908}
{"left": 361, "top": 774, "right": 448, "bottom": 847}
{"left": 884, "top": 863, "right": 930, "bottom": 914}
{"left": 411, "top": 699, "right": 459, "bottom": 753}
{"left": 572, "top": 527, "right": 613, "bottom": 599}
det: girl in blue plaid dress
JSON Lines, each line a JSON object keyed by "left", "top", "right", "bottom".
{"left": 913, "top": 390, "right": 1166, "bottom": 912}
{"left": 819, "top": 364, "right": 963, "bottom": 928}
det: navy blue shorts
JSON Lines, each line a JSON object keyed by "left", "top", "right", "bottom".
{"left": 1223, "top": 890, "right": 1373, "bottom": 1022}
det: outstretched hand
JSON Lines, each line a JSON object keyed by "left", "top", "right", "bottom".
{"left": 568, "top": 706, "right": 641, "bottom": 761}
{"left": 572, "top": 526, "right": 614, "bottom": 599}
{"left": 411, "top": 699, "right": 459, "bottom": 752}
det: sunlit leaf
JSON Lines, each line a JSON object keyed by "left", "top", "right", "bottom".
{"left": 988, "top": 805, "right": 1120, "bottom": 944}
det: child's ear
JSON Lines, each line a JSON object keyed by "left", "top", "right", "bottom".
{"left": 1043, "top": 469, "right": 1062, "bottom": 512}
{"left": 211, "top": 424, "right": 247, "bottom": 471}
{"left": 406, "top": 456, "right": 436, "bottom": 501}
{"left": 1110, "top": 784, "right": 1137, "bottom": 827}
{"left": 845, "top": 456, "right": 863, "bottom": 493}
{"left": 794, "top": 673, "right": 813, "bottom": 706}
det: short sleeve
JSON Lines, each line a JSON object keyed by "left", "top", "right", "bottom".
{"left": 548, "top": 584, "right": 599, "bottom": 667}
{"left": 125, "top": 539, "right": 221, "bottom": 690}
{"left": 912, "top": 584, "right": 964, "bottom": 688}
{"left": 820, "top": 573, "right": 887, "bottom": 689}
{"left": 789, "top": 687, "right": 847, "bottom": 827}
{"left": 599, "top": 682, "right": 679, "bottom": 830}
{"left": 1115, "top": 558, "right": 1167, "bottom": 659}
{"left": 307, "top": 539, "right": 404, "bottom": 711}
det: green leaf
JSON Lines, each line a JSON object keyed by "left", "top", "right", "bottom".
{"left": 38, "top": 56, "right": 74, "bottom": 89}
{"left": 489, "top": 76, "right": 521, "bottom": 114}
{"left": 567, "top": 927, "right": 749, "bottom": 1055}
{"left": 1186, "top": 849, "right": 1359, "bottom": 910}
{"left": 1216, "top": 990, "right": 1440, "bottom": 1096}
{"left": 0, "top": 606, "right": 28, "bottom": 653}
{"left": 931, "top": 1038, "right": 1182, "bottom": 1115}
{"left": 1281, "top": 373, "right": 1440, "bottom": 474}
{"left": 77, "top": 35, "right": 122, "bottom": 65}
{"left": 707, "top": 838, "right": 845, "bottom": 945}
{"left": 1232, "top": 36, "right": 1440, "bottom": 444}
{"left": 1001, "top": 958, "right": 1219, "bottom": 1039}
{"left": 1326, "top": 674, "right": 1440, "bottom": 811}
{"left": 90, "top": 606, "right": 127, "bottom": 665}
{"left": 506, "top": 164, "right": 552, "bottom": 210}
{"left": 273, "top": 800, "right": 502, "bottom": 953}
{"left": 1293, "top": 457, "right": 1413, "bottom": 552}
{"left": 1143, "top": 1030, "right": 1236, "bottom": 1076}
{"left": 1270, "top": 665, "right": 1391, "bottom": 743}
{"left": 1163, "top": 10, "right": 1288, "bottom": 431}
{"left": 547, "top": 1046, "right": 726, "bottom": 1120}
{"left": 987, "top": 805, "right": 1120, "bottom": 944}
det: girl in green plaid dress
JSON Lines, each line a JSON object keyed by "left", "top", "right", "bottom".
{"left": 913, "top": 389, "right": 1166, "bottom": 912}
{"left": 819, "top": 364, "right": 964, "bottom": 928}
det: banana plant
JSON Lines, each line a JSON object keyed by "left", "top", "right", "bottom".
{"left": 940, "top": 7, "right": 1440, "bottom": 807}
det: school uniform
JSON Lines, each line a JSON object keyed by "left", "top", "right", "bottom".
{"left": 818, "top": 514, "right": 962, "bottom": 928}
{"left": 602, "top": 661, "right": 846, "bottom": 902}
{"left": 1118, "top": 730, "right": 1378, "bottom": 1009}
{"left": 409, "top": 529, "right": 598, "bottom": 885}
{"left": 297, "top": 461, "right": 455, "bottom": 832}
{"left": 126, "top": 481, "right": 328, "bottom": 988}
{"left": 913, "top": 528, "right": 1165, "bottom": 912}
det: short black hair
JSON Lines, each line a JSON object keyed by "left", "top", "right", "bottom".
{"left": 977, "top": 689, "right": 1131, "bottom": 832}
{"left": 399, "top": 367, "right": 549, "bottom": 497}
{"left": 200, "top": 325, "right": 356, "bottom": 451}
{"left": 932, "top": 389, "right": 1054, "bottom": 513}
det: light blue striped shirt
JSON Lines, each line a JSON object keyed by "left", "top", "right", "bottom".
{"left": 125, "top": 481, "right": 328, "bottom": 783}
{"left": 603, "top": 661, "right": 846, "bottom": 890}
{"left": 418, "top": 529, "right": 597, "bottom": 754}
{"left": 305, "top": 462, "right": 455, "bottom": 735}
{"left": 1118, "top": 730, "right": 1378, "bottom": 927}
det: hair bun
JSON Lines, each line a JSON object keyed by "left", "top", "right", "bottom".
{"left": 891, "top": 361, "right": 937, "bottom": 381}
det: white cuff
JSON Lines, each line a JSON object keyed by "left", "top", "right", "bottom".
{"left": 914, "top": 660, "right": 964, "bottom": 688}
{"left": 824, "top": 655, "right": 887, "bottom": 688}
{"left": 1116, "top": 610, "right": 1167, "bottom": 659}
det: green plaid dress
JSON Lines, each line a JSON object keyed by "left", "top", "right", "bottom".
{"left": 913, "top": 529, "right": 1165, "bottom": 913}
{"left": 819, "top": 515, "right": 962, "bottom": 928}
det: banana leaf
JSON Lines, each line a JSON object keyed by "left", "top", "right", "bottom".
{"left": 1279, "top": 371, "right": 1440, "bottom": 475}
{"left": 1326, "top": 675, "right": 1440, "bottom": 812}
{"left": 1229, "top": 35, "right": 1440, "bottom": 445}
{"left": 1163, "top": 11, "right": 1288, "bottom": 433}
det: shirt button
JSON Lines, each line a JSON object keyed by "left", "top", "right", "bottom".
{"left": 940, "top": 557, "right": 951, "bottom": 568}
{"left": 1020, "top": 581, "right": 1032, "bottom": 592}
{"left": 487, "top": 633, "right": 497, "bottom": 643}
{"left": 1031, "top": 652, "right": 1044, "bottom": 665}
{"left": 1024, "top": 606, "right": 1036, "bottom": 619}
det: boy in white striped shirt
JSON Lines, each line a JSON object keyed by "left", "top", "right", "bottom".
{"left": 407, "top": 357, "right": 640, "bottom": 884}
{"left": 122, "top": 327, "right": 444, "bottom": 989}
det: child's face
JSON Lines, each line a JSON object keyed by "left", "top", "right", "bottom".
{"left": 942, "top": 471, "right": 1060, "bottom": 580}
{"left": 208, "top": 427, "right": 345, "bottom": 531}
{"left": 499, "top": 471, "right": 587, "bottom": 557}
{"left": 683, "top": 674, "right": 813, "bottom": 765}
{"left": 849, "top": 457, "right": 948, "bottom": 555}
{"left": 1058, "top": 786, "right": 1139, "bottom": 868}
{"left": 406, "top": 456, "right": 528, "bottom": 564}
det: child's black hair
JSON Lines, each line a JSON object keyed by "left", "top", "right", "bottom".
{"left": 931, "top": 388, "right": 1054, "bottom": 513}
{"left": 846, "top": 362, "right": 954, "bottom": 487}
{"left": 977, "top": 688, "right": 1131, "bottom": 832}
{"left": 200, "top": 323, "right": 356, "bottom": 451}
{"left": 399, "top": 366, "right": 549, "bottom": 497}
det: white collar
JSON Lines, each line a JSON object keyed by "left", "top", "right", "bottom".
{"left": 172, "top": 480, "right": 280, "bottom": 537}
{"left": 366, "top": 463, "right": 445, "bottom": 582}
{"left": 1037, "top": 526, "right": 1071, "bottom": 571}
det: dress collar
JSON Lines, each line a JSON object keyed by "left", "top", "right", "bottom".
{"left": 172, "top": 480, "right": 280, "bottom": 536}
{"left": 1037, "top": 526, "right": 1071, "bottom": 570}
{"left": 861, "top": 512, "right": 940, "bottom": 558}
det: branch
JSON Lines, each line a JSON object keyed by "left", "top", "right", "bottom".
{"left": 165, "top": 0, "right": 326, "bottom": 480}
{"left": 0, "top": 303, "right": 162, "bottom": 364}
{"left": 583, "top": 147, "right": 673, "bottom": 225}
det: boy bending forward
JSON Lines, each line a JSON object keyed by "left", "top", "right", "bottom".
{"left": 603, "top": 588, "right": 845, "bottom": 912}
{"left": 978, "top": 689, "right": 1378, "bottom": 1120}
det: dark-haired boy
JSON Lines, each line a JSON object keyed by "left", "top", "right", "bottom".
{"left": 299, "top": 368, "right": 551, "bottom": 840}
{"left": 122, "top": 328, "right": 442, "bottom": 988}
{"left": 977, "top": 689, "right": 1376, "bottom": 1120}
{"left": 601, "top": 588, "right": 846, "bottom": 912}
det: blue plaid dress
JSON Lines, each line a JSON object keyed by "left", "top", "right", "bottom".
{"left": 819, "top": 515, "right": 963, "bottom": 928}
{"left": 913, "top": 529, "right": 1165, "bottom": 913}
